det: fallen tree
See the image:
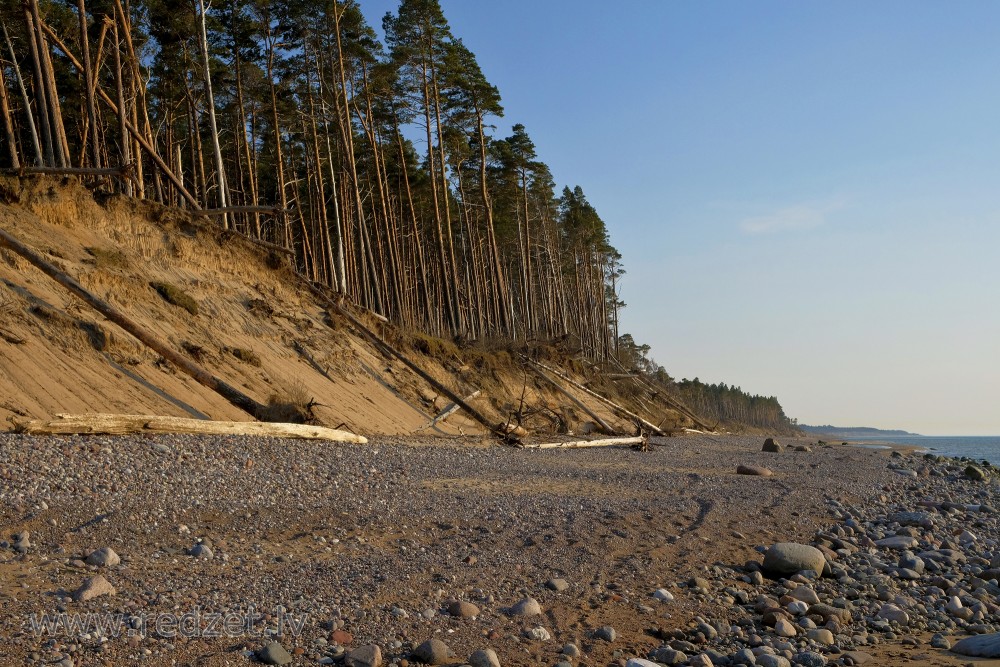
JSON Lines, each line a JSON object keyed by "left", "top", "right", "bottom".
{"left": 17, "top": 413, "right": 367, "bottom": 443}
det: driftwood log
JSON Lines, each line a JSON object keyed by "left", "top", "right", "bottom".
{"left": 417, "top": 390, "right": 482, "bottom": 431}
{"left": 18, "top": 414, "right": 367, "bottom": 443}
{"left": 523, "top": 436, "right": 647, "bottom": 450}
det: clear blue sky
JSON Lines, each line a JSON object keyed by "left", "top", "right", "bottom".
{"left": 360, "top": 1, "right": 1000, "bottom": 435}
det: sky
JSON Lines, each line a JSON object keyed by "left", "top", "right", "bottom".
{"left": 358, "top": 1, "right": 1000, "bottom": 435}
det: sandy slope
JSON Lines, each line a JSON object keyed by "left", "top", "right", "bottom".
{"left": 0, "top": 177, "right": 669, "bottom": 439}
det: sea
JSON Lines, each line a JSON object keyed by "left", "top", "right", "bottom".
{"left": 844, "top": 435, "right": 1000, "bottom": 465}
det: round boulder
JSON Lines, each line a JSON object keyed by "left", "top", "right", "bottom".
{"left": 762, "top": 543, "right": 826, "bottom": 576}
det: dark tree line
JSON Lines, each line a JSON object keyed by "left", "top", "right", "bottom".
{"left": 672, "top": 378, "right": 795, "bottom": 431}
{"left": 0, "top": 0, "right": 624, "bottom": 360}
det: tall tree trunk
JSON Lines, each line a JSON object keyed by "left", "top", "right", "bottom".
{"left": 110, "top": 19, "right": 130, "bottom": 194}
{"left": 196, "top": 0, "right": 228, "bottom": 227}
{"left": 22, "top": 9, "right": 53, "bottom": 166}
{"left": 0, "top": 46, "right": 20, "bottom": 168}
{"left": 2, "top": 22, "right": 41, "bottom": 166}
{"left": 265, "top": 31, "right": 290, "bottom": 247}
{"left": 76, "top": 0, "right": 100, "bottom": 169}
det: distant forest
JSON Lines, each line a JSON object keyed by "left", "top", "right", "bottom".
{"left": 0, "top": 0, "right": 624, "bottom": 359}
{"left": 614, "top": 335, "right": 797, "bottom": 431}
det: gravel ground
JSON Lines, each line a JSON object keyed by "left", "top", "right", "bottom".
{"left": 0, "top": 433, "right": 994, "bottom": 667}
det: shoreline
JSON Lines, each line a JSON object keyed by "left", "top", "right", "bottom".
{"left": 0, "top": 433, "right": 996, "bottom": 666}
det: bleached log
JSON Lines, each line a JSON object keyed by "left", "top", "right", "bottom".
{"left": 524, "top": 436, "right": 646, "bottom": 450}
{"left": 20, "top": 413, "right": 367, "bottom": 443}
{"left": 418, "top": 390, "right": 481, "bottom": 431}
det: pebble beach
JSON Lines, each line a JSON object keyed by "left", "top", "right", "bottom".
{"left": 1, "top": 433, "right": 998, "bottom": 667}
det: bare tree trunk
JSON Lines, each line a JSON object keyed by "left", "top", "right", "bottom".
{"left": 76, "top": 0, "right": 100, "bottom": 169}
{"left": 2, "top": 22, "right": 41, "bottom": 166}
{"left": 40, "top": 22, "right": 199, "bottom": 208}
{"left": 196, "top": 0, "right": 228, "bottom": 227}
{"left": 30, "top": 0, "right": 69, "bottom": 167}
{"left": 265, "top": 31, "right": 290, "bottom": 248}
{"left": 0, "top": 51, "right": 20, "bottom": 168}
{"left": 22, "top": 10, "right": 53, "bottom": 166}
{"left": 110, "top": 19, "right": 130, "bottom": 194}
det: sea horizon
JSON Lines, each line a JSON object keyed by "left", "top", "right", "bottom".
{"left": 843, "top": 434, "right": 1000, "bottom": 465}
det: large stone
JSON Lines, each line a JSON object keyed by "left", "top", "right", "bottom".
{"left": 510, "top": 598, "right": 541, "bottom": 616}
{"left": 257, "top": 642, "right": 293, "bottom": 666}
{"left": 545, "top": 578, "right": 570, "bottom": 592}
{"left": 72, "top": 575, "right": 115, "bottom": 602}
{"left": 448, "top": 600, "right": 480, "bottom": 618}
{"left": 756, "top": 656, "right": 790, "bottom": 667}
{"left": 85, "top": 547, "right": 120, "bottom": 567}
{"left": 762, "top": 543, "right": 826, "bottom": 576}
{"left": 788, "top": 586, "right": 820, "bottom": 605}
{"left": 965, "top": 465, "right": 988, "bottom": 481}
{"left": 874, "top": 535, "right": 918, "bottom": 550}
{"left": 952, "top": 633, "right": 1000, "bottom": 657}
{"left": 412, "top": 639, "right": 453, "bottom": 665}
{"left": 737, "top": 465, "right": 773, "bottom": 477}
{"left": 774, "top": 618, "right": 797, "bottom": 637}
{"left": 469, "top": 649, "right": 500, "bottom": 667}
{"left": 806, "top": 628, "right": 834, "bottom": 645}
{"left": 345, "top": 645, "right": 382, "bottom": 667}
{"left": 762, "top": 438, "right": 782, "bottom": 453}
{"left": 594, "top": 626, "right": 616, "bottom": 642}
{"left": 626, "top": 660, "right": 661, "bottom": 667}
{"left": 877, "top": 603, "right": 909, "bottom": 625}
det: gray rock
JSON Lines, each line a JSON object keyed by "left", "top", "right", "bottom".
{"left": 841, "top": 651, "right": 873, "bottom": 665}
{"left": 762, "top": 438, "right": 782, "bottom": 453}
{"left": 85, "top": 547, "right": 120, "bottom": 567}
{"left": 762, "top": 543, "right": 826, "bottom": 576}
{"left": 877, "top": 603, "right": 909, "bottom": 625}
{"left": 189, "top": 543, "right": 214, "bottom": 559}
{"left": 732, "top": 648, "right": 756, "bottom": 665}
{"left": 469, "top": 648, "right": 500, "bottom": 667}
{"left": 72, "top": 575, "right": 115, "bottom": 602}
{"left": 653, "top": 588, "right": 674, "bottom": 601}
{"left": 774, "top": 618, "right": 797, "bottom": 637}
{"left": 525, "top": 626, "right": 550, "bottom": 641}
{"left": 257, "top": 642, "right": 292, "bottom": 666}
{"left": 594, "top": 625, "right": 616, "bottom": 642}
{"left": 653, "top": 647, "right": 687, "bottom": 665}
{"left": 345, "top": 645, "right": 382, "bottom": 667}
{"left": 545, "top": 578, "right": 569, "bottom": 592}
{"left": 561, "top": 643, "right": 581, "bottom": 658}
{"left": 965, "top": 465, "right": 988, "bottom": 481}
{"left": 788, "top": 586, "right": 820, "bottom": 605}
{"left": 412, "top": 639, "right": 453, "bottom": 665}
{"left": 952, "top": 633, "right": 1000, "bottom": 657}
{"left": 792, "top": 652, "right": 826, "bottom": 667}
{"left": 929, "top": 633, "right": 950, "bottom": 649}
{"left": 510, "top": 597, "right": 541, "bottom": 616}
{"left": 889, "top": 511, "right": 932, "bottom": 527}
{"left": 689, "top": 654, "right": 713, "bottom": 667}
{"left": 874, "top": 535, "right": 918, "bottom": 550}
{"left": 13, "top": 531, "right": 30, "bottom": 552}
{"left": 626, "top": 660, "right": 661, "bottom": 667}
{"left": 756, "top": 656, "right": 790, "bottom": 667}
